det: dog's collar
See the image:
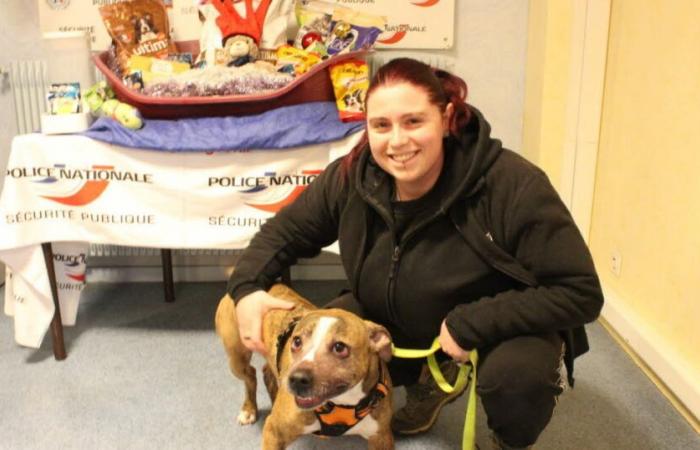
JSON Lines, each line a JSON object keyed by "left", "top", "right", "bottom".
{"left": 312, "top": 361, "right": 390, "bottom": 437}
{"left": 275, "top": 316, "right": 301, "bottom": 373}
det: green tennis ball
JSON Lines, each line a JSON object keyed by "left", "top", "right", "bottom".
{"left": 114, "top": 103, "right": 143, "bottom": 130}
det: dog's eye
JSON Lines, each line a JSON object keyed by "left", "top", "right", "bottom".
{"left": 331, "top": 342, "right": 349, "bottom": 358}
{"left": 291, "top": 336, "right": 302, "bottom": 352}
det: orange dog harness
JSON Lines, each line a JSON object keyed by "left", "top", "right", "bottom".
{"left": 312, "top": 364, "right": 390, "bottom": 437}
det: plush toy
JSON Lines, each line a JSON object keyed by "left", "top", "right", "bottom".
{"left": 222, "top": 34, "right": 258, "bottom": 67}
{"left": 84, "top": 81, "right": 143, "bottom": 130}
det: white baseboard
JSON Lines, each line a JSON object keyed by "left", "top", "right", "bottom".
{"left": 601, "top": 284, "right": 699, "bottom": 424}
{"left": 86, "top": 264, "right": 347, "bottom": 283}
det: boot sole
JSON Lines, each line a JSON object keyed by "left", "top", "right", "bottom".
{"left": 392, "top": 389, "right": 466, "bottom": 435}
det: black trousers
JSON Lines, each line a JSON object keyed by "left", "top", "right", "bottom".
{"left": 326, "top": 292, "right": 565, "bottom": 448}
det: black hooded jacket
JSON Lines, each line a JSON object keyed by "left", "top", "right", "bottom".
{"left": 227, "top": 108, "right": 604, "bottom": 384}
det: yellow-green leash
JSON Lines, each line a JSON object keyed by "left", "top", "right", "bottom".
{"left": 392, "top": 338, "right": 479, "bottom": 450}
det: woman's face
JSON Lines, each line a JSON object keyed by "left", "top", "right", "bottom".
{"left": 366, "top": 82, "right": 453, "bottom": 201}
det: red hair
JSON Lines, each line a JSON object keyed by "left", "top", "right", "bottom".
{"left": 340, "top": 58, "right": 472, "bottom": 180}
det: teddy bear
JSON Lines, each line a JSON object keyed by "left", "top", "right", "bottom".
{"left": 220, "top": 34, "right": 259, "bottom": 67}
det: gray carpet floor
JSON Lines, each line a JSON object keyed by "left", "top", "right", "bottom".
{"left": 1, "top": 281, "right": 698, "bottom": 450}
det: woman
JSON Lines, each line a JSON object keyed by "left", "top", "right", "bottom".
{"left": 228, "top": 58, "right": 603, "bottom": 449}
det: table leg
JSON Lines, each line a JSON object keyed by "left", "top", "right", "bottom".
{"left": 41, "top": 243, "right": 67, "bottom": 360}
{"left": 161, "top": 249, "right": 174, "bottom": 303}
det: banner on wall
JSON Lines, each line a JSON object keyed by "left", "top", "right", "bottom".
{"left": 332, "top": 0, "right": 455, "bottom": 49}
{"left": 38, "top": 0, "right": 454, "bottom": 51}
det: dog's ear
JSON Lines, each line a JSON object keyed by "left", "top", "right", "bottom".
{"left": 364, "top": 320, "right": 393, "bottom": 362}
{"left": 130, "top": 15, "right": 138, "bottom": 26}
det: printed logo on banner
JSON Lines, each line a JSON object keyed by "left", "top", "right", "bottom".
{"left": 6, "top": 164, "right": 153, "bottom": 206}
{"left": 208, "top": 169, "right": 322, "bottom": 213}
{"left": 378, "top": 23, "right": 430, "bottom": 45}
{"left": 35, "top": 164, "right": 113, "bottom": 206}
{"left": 54, "top": 253, "right": 87, "bottom": 283}
{"left": 378, "top": 27, "right": 407, "bottom": 45}
{"left": 411, "top": 0, "right": 440, "bottom": 6}
{"left": 46, "top": 0, "right": 70, "bottom": 10}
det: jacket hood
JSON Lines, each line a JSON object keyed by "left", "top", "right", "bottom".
{"left": 355, "top": 106, "right": 503, "bottom": 211}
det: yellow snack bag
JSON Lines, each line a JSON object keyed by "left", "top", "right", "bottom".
{"left": 275, "top": 45, "right": 322, "bottom": 76}
{"left": 329, "top": 59, "right": 369, "bottom": 122}
{"left": 127, "top": 55, "right": 191, "bottom": 84}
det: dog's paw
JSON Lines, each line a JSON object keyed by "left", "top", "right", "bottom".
{"left": 237, "top": 409, "right": 257, "bottom": 425}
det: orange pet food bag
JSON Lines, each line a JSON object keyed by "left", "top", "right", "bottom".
{"left": 99, "top": 0, "right": 177, "bottom": 73}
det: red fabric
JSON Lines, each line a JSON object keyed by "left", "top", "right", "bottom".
{"left": 210, "top": 0, "right": 272, "bottom": 44}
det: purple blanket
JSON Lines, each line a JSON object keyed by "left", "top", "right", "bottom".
{"left": 83, "top": 101, "right": 364, "bottom": 152}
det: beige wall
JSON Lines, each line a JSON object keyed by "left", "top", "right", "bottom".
{"left": 589, "top": 0, "right": 700, "bottom": 399}
{"left": 522, "top": 1, "right": 573, "bottom": 191}
{"left": 524, "top": 0, "right": 700, "bottom": 421}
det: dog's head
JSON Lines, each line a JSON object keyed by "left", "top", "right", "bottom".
{"left": 342, "top": 89, "right": 365, "bottom": 112}
{"left": 283, "top": 309, "right": 392, "bottom": 410}
{"left": 131, "top": 14, "right": 156, "bottom": 43}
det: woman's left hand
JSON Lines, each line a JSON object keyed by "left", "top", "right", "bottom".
{"left": 439, "top": 320, "right": 471, "bottom": 363}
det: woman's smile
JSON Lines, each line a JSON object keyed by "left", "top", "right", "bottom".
{"left": 389, "top": 150, "right": 419, "bottom": 164}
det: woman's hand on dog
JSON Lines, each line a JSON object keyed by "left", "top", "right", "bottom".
{"left": 236, "top": 290, "right": 295, "bottom": 355}
{"left": 439, "top": 320, "right": 471, "bottom": 363}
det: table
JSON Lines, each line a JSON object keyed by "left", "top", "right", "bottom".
{"left": 1, "top": 132, "right": 361, "bottom": 359}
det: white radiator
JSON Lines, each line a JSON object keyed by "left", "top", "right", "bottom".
{"left": 89, "top": 244, "right": 239, "bottom": 258}
{"left": 9, "top": 60, "right": 47, "bottom": 135}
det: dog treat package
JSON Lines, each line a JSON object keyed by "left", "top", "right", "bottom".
{"left": 99, "top": 0, "right": 177, "bottom": 74}
{"left": 47, "top": 83, "right": 81, "bottom": 115}
{"left": 293, "top": 0, "right": 334, "bottom": 50}
{"left": 275, "top": 45, "right": 322, "bottom": 76}
{"left": 127, "top": 55, "right": 191, "bottom": 87}
{"left": 329, "top": 58, "right": 369, "bottom": 122}
{"left": 123, "top": 70, "right": 144, "bottom": 91}
{"left": 167, "top": 53, "right": 194, "bottom": 65}
{"left": 325, "top": 7, "right": 385, "bottom": 56}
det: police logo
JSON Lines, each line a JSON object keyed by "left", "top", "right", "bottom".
{"left": 46, "top": 0, "right": 70, "bottom": 10}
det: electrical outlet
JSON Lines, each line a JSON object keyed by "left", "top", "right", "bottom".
{"left": 610, "top": 249, "right": 622, "bottom": 277}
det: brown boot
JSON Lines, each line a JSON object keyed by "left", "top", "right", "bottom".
{"left": 391, "top": 360, "right": 468, "bottom": 435}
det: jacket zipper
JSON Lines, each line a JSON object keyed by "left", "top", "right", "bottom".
{"left": 385, "top": 215, "right": 438, "bottom": 325}
{"left": 363, "top": 194, "right": 402, "bottom": 324}
{"left": 386, "top": 244, "right": 401, "bottom": 322}
{"left": 364, "top": 191, "right": 441, "bottom": 326}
